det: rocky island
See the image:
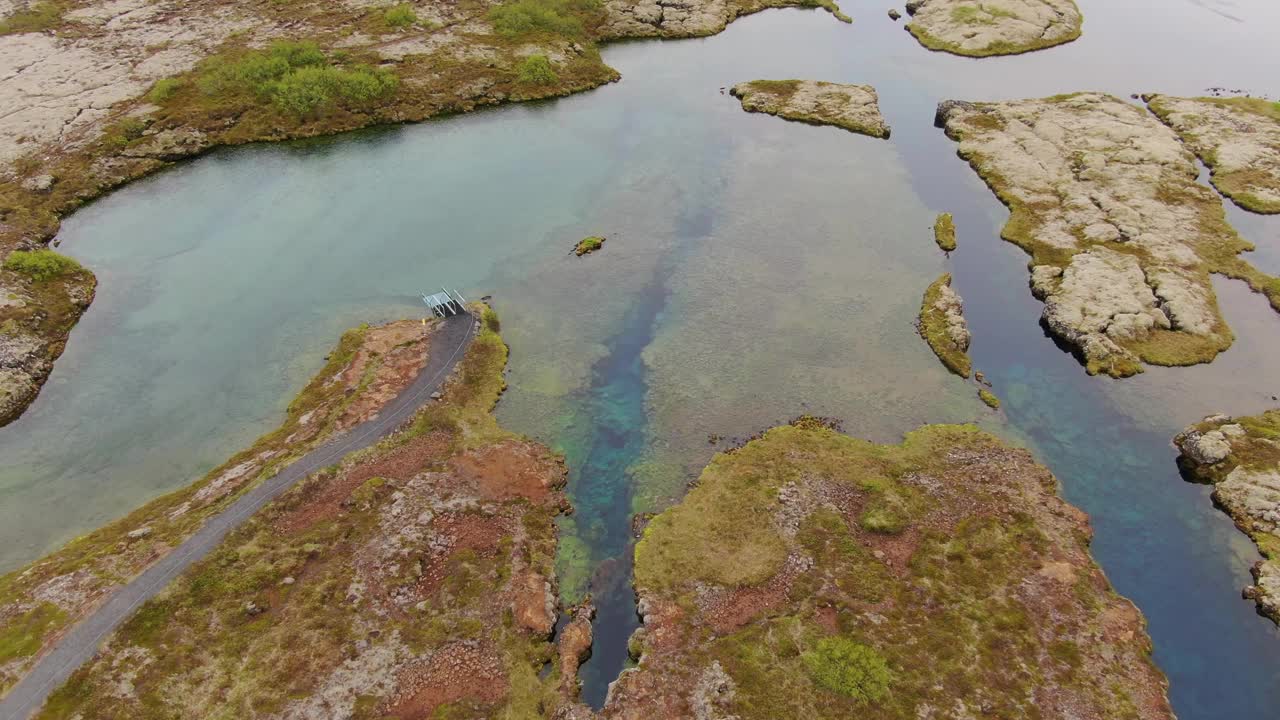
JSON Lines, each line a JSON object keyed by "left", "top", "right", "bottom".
{"left": 1146, "top": 95, "right": 1280, "bottom": 215}
{"left": 1174, "top": 410, "right": 1280, "bottom": 624}
{"left": 933, "top": 212, "right": 957, "bottom": 251}
{"left": 596, "top": 419, "right": 1172, "bottom": 718}
{"left": 936, "top": 92, "right": 1280, "bottom": 377}
{"left": 904, "top": 0, "right": 1082, "bottom": 57}
{"left": 730, "top": 80, "right": 891, "bottom": 139}
{"left": 918, "top": 273, "right": 971, "bottom": 378}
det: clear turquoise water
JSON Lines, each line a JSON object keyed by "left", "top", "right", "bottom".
{"left": 3, "top": 0, "right": 1280, "bottom": 714}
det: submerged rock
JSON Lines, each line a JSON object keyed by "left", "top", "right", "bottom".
{"left": 730, "top": 80, "right": 890, "bottom": 139}
{"left": 1175, "top": 410, "right": 1280, "bottom": 624}
{"left": 1147, "top": 95, "right": 1280, "bottom": 214}
{"left": 938, "top": 92, "right": 1276, "bottom": 377}
{"left": 905, "top": 0, "right": 1083, "bottom": 57}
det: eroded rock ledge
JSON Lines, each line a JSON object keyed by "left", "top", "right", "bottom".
{"left": 592, "top": 421, "right": 1173, "bottom": 718}
{"left": 730, "top": 80, "right": 890, "bottom": 139}
{"left": 1175, "top": 410, "right": 1280, "bottom": 624}
{"left": 937, "top": 92, "right": 1279, "bottom": 377}
{"left": 1147, "top": 95, "right": 1280, "bottom": 214}
{"left": 905, "top": 0, "right": 1082, "bottom": 57}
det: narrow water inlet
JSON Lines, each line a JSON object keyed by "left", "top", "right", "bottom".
{"left": 561, "top": 274, "right": 668, "bottom": 707}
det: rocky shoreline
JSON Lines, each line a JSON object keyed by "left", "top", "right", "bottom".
{"left": 1174, "top": 410, "right": 1280, "bottom": 624}
{"left": 1147, "top": 95, "right": 1280, "bottom": 215}
{"left": 0, "top": 0, "right": 854, "bottom": 430}
{"left": 936, "top": 93, "right": 1279, "bottom": 377}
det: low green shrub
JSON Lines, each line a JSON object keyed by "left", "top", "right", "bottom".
{"left": 3, "top": 249, "right": 83, "bottom": 282}
{"left": 384, "top": 3, "right": 418, "bottom": 28}
{"left": 147, "top": 77, "right": 182, "bottom": 104}
{"left": 488, "top": 0, "right": 597, "bottom": 37}
{"left": 517, "top": 54, "right": 559, "bottom": 86}
{"left": 802, "top": 637, "right": 891, "bottom": 702}
{"left": 196, "top": 41, "right": 398, "bottom": 117}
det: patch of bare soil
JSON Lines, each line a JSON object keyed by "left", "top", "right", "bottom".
{"left": 275, "top": 430, "right": 454, "bottom": 534}
{"left": 448, "top": 439, "right": 567, "bottom": 502}
{"left": 336, "top": 320, "right": 431, "bottom": 430}
{"left": 382, "top": 641, "right": 508, "bottom": 719}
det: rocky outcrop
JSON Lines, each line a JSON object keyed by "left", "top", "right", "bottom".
{"left": 918, "top": 273, "right": 971, "bottom": 377}
{"left": 601, "top": 0, "right": 850, "bottom": 39}
{"left": 730, "top": 80, "right": 890, "bottom": 139}
{"left": 1147, "top": 95, "right": 1280, "bottom": 214}
{"left": 937, "top": 92, "right": 1276, "bottom": 377}
{"left": 1175, "top": 410, "right": 1280, "bottom": 624}
{"left": 604, "top": 421, "right": 1173, "bottom": 718}
{"left": 905, "top": 0, "right": 1082, "bottom": 57}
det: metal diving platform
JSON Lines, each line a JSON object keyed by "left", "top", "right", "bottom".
{"left": 422, "top": 287, "right": 468, "bottom": 317}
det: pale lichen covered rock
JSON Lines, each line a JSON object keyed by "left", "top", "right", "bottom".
{"left": 1147, "top": 95, "right": 1280, "bottom": 214}
{"left": 905, "top": 0, "right": 1082, "bottom": 57}
{"left": 601, "top": 0, "right": 849, "bottom": 39}
{"left": 937, "top": 93, "right": 1271, "bottom": 377}
{"left": 1175, "top": 410, "right": 1280, "bottom": 624}
{"left": 730, "top": 80, "right": 890, "bottom": 139}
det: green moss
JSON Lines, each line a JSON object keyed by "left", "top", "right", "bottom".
{"left": 933, "top": 212, "right": 957, "bottom": 251}
{"left": 802, "top": 637, "right": 891, "bottom": 701}
{"left": 0, "top": 1, "right": 64, "bottom": 35}
{"left": 918, "top": 273, "right": 971, "bottom": 378}
{"left": 3, "top": 249, "right": 83, "bottom": 282}
{"left": 147, "top": 78, "right": 182, "bottom": 104}
{"left": 573, "top": 235, "right": 604, "bottom": 255}
{"left": 978, "top": 388, "right": 1000, "bottom": 409}
{"left": 0, "top": 602, "right": 67, "bottom": 664}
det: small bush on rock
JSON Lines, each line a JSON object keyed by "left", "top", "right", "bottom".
{"left": 517, "top": 54, "right": 559, "bottom": 85}
{"left": 3, "top": 249, "right": 83, "bottom": 282}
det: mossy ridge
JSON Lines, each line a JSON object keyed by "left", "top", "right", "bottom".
{"left": 941, "top": 94, "right": 1277, "bottom": 377}
{"left": 621, "top": 423, "right": 1171, "bottom": 718}
{"left": 34, "top": 307, "right": 572, "bottom": 717}
{"left": 1147, "top": 95, "right": 1280, "bottom": 215}
{"left": 917, "top": 273, "right": 971, "bottom": 379}
{"left": 0, "top": 319, "right": 438, "bottom": 695}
